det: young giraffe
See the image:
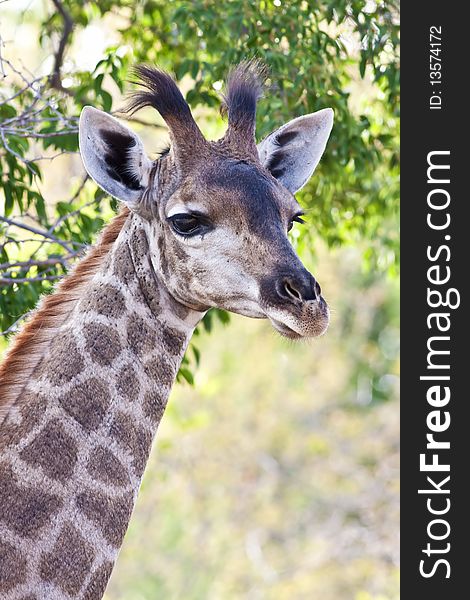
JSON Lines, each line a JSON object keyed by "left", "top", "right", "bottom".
{"left": 0, "top": 62, "right": 333, "bottom": 599}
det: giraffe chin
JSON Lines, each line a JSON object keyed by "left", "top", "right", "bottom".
{"left": 268, "top": 316, "right": 329, "bottom": 340}
{"left": 269, "top": 319, "right": 303, "bottom": 339}
{"left": 265, "top": 300, "right": 330, "bottom": 340}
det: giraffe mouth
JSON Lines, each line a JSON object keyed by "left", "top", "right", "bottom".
{"left": 269, "top": 318, "right": 303, "bottom": 339}
{"left": 264, "top": 297, "right": 330, "bottom": 339}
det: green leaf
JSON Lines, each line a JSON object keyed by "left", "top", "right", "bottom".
{"left": 3, "top": 184, "right": 13, "bottom": 216}
{"left": 0, "top": 104, "right": 17, "bottom": 119}
{"left": 178, "top": 367, "right": 194, "bottom": 385}
{"left": 94, "top": 73, "right": 104, "bottom": 94}
{"left": 214, "top": 309, "right": 230, "bottom": 325}
{"left": 34, "top": 194, "right": 48, "bottom": 224}
{"left": 98, "top": 89, "right": 113, "bottom": 112}
{"left": 192, "top": 345, "right": 201, "bottom": 366}
{"left": 359, "top": 56, "right": 367, "bottom": 79}
{"left": 202, "top": 311, "right": 213, "bottom": 333}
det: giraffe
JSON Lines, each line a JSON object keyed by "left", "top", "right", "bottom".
{"left": 0, "top": 61, "right": 333, "bottom": 599}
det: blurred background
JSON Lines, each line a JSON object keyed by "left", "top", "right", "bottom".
{"left": 1, "top": 1, "right": 399, "bottom": 598}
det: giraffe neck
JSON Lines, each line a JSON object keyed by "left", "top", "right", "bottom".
{"left": 0, "top": 214, "right": 204, "bottom": 599}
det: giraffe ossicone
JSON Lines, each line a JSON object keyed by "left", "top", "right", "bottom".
{"left": 0, "top": 61, "right": 333, "bottom": 599}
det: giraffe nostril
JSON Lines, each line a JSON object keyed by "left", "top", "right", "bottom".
{"left": 276, "top": 273, "right": 320, "bottom": 303}
{"left": 283, "top": 279, "right": 303, "bottom": 302}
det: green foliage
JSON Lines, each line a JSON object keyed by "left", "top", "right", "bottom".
{"left": 1, "top": 0, "right": 399, "bottom": 381}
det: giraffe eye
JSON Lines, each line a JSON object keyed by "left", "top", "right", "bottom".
{"left": 168, "top": 213, "right": 212, "bottom": 237}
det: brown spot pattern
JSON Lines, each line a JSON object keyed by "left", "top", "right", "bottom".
{"left": 159, "top": 323, "right": 187, "bottom": 356}
{"left": 0, "top": 466, "right": 62, "bottom": 538}
{"left": 58, "top": 378, "right": 109, "bottom": 432}
{"left": 0, "top": 540, "right": 27, "bottom": 592}
{"left": 0, "top": 393, "right": 47, "bottom": 452}
{"left": 39, "top": 523, "right": 95, "bottom": 596}
{"left": 82, "top": 561, "right": 114, "bottom": 600}
{"left": 142, "top": 390, "right": 167, "bottom": 424}
{"left": 108, "top": 411, "right": 153, "bottom": 477}
{"left": 113, "top": 242, "right": 135, "bottom": 284}
{"left": 126, "top": 315, "right": 156, "bottom": 358}
{"left": 45, "top": 331, "right": 84, "bottom": 386}
{"left": 86, "top": 446, "right": 130, "bottom": 487}
{"left": 116, "top": 363, "right": 140, "bottom": 398}
{"left": 157, "top": 236, "right": 170, "bottom": 278}
{"left": 129, "top": 229, "right": 164, "bottom": 314}
{"left": 83, "top": 322, "right": 122, "bottom": 366}
{"left": 139, "top": 273, "right": 161, "bottom": 314}
{"left": 129, "top": 228, "right": 149, "bottom": 259}
{"left": 20, "top": 419, "right": 78, "bottom": 483}
{"left": 76, "top": 490, "right": 133, "bottom": 548}
{"left": 144, "top": 355, "right": 175, "bottom": 388}
{"left": 80, "top": 283, "right": 126, "bottom": 318}
{"left": 168, "top": 296, "right": 190, "bottom": 320}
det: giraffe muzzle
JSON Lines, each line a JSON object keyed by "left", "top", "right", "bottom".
{"left": 259, "top": 269, "right": 329, "bottom": 339}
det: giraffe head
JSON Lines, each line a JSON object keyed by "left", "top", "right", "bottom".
{"left": 79, "top": 62, "right": 333, "bottom": 339}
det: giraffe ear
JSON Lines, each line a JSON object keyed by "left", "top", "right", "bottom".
{"left": 79, "top": 106, "right": 153, "bottom": 205}
{"left": 257, "top": 108, "right": 333, "bottom": 193}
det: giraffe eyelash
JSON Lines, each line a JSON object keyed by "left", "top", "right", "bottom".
{"left": 287, "top": 213, "right": 306, "bottom": 232}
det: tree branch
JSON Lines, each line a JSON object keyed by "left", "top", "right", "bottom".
{"left": 116, "top": 114, "right": 166, "bottom": 130}
{"left": 46, "top": 176, "right": 91, "bottom": 234}
{"left": 50, "top": 0, "right": 74, "bottom": 94}
{"left": 0, "top": 312, "right": 31, "bottom": 337}
{"left": 0, "top": 215, "right": 74, "bottom": 253}
{"left": 0, "top": 274, "right": 62, "bottom": 286}
{"left": 0, "top": 255, "right": 76, "bottom": 270}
